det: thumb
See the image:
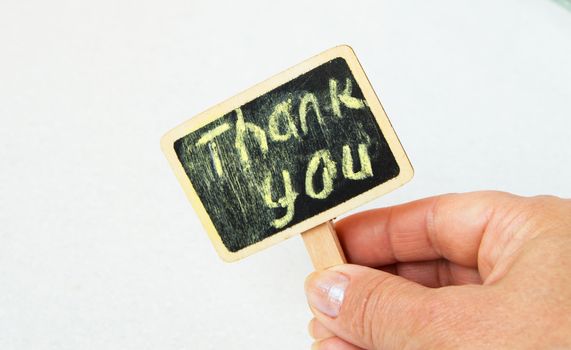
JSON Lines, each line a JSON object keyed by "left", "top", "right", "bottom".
{"left": 304, "top": 264, "right": 447, "bottom": 350}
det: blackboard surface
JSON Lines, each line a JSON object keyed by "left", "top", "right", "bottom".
{"left": 162, "top": 46, "right": 413, "bottom": 261}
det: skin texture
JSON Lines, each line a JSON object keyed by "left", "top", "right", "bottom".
{"left": 304, "top": 191, "right": 571, "bottom": 349}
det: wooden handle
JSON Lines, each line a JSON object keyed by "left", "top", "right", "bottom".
{"left": 302, "top": 221, "right": 346, "bottom": 270}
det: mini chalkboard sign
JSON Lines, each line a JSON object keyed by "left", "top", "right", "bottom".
{"left": 161, "top": 46, "right": 413, "bottom": 267}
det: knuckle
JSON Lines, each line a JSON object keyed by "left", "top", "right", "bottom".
{"left": 491, "top": 195, "right": 560, "bottom": 239}
{"left": 520, "top": 195, "right": 570, "bottom": 231}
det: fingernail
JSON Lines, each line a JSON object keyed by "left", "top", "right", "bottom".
{"left": 305, "top": 270, "right": 349, "bottom": 318}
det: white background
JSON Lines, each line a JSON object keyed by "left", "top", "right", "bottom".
{"left": 1, "top": 1, "right": 570, "bottom": 349}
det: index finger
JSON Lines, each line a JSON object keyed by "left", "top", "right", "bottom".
{"left": 335, "top": 191, "right": 519, "bottom": 269}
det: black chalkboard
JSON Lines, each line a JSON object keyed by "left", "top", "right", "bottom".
{"left": 162, "top": 46, "right": 413, "bottom": 261}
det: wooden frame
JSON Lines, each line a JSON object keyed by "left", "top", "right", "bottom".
{"left": 161, "top": 45, "right": 414, "bottom": 262}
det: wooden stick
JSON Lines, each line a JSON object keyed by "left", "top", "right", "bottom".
{"left": 302, "top": 220, "right": 347, "bottom": 270}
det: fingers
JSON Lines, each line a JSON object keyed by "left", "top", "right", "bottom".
{"left": 312, "top": 336, "right": 365, "bottom": 350}
{"left": 335, "top": 191, "right": 519, "bottom": 271}
{"left": 309, "top": 319, "right": 363, "bottom": 349}
{"left": 305, "top": 264, "right": 450, "bottom": 349}
{"left": 380, "top": 260, "right": 482, "bottom": 287}
{"left": 310, "top": 319, "right": 364, "bottom": 349}
{"left": 309, "top": 318, "right": 335, "bottom": 340}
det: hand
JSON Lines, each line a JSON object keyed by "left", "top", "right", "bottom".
{"left": 304, "top": 191, "right": 571, "bottom": 349}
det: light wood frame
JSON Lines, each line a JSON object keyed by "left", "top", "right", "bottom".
{"left": 160, "top": 45, "right": 414, "bottom": 262}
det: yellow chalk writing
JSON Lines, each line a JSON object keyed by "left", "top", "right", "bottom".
{"left": 209, "top": 142, "right": 224, "bottom": 177}
{"left": 262, "top": 170, "right": 298, "bottom": 228}
{"left": 342, "top": 144, "right": 373, "bottom": 180}
{"left": 329, "top": 78, "right": 366, "bottom": 118}
{"left": 305, "top": 149, "right": 337, "bottom": 199}
{"left": 268, "top": 99, "right": 300, "bottom": 142}
{"left": 195, "top": 123, "right": 231, "bottom": 177}
{"left": 190, "top": 73, "right": 380, "bottom": 232}
{"left": 299, "top": 93, "right": 324, "bottom": 135}
{"left": 234, "top": 108, "right": 268, "bottom": 168}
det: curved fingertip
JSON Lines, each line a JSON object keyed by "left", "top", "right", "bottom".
{"left": 312, "top": 336, "right": 365, "bottom": 350}
{"left": 308, "top": 318, "right": 335, "bottom": 340}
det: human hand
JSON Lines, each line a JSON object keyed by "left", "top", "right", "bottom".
{"left": 304, "top": 191, "right": 571, "bottom": 349}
